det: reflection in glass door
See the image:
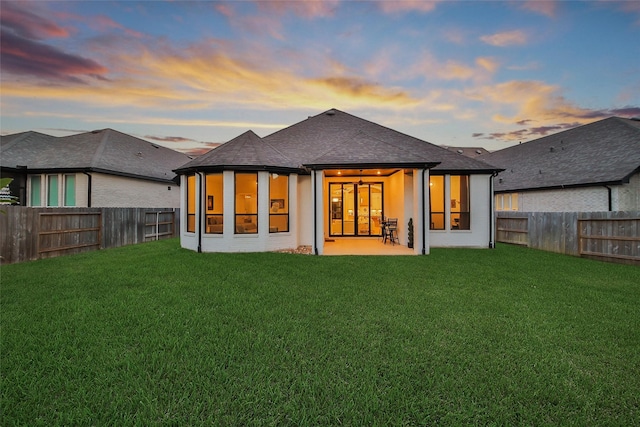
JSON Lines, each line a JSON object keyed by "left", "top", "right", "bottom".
{"left": 330, "top": 182, "right": 383, "bottom": 237}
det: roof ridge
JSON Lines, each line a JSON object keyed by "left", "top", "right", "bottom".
{"left": 90, "top": 129, "right": 110, "bottom": 168}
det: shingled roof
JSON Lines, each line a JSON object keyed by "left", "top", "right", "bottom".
{"left": 1, "top": 129, "right": 192, "bottom": 183}
{"left": 176, "top": 109, "right": 500, "bottom": 174}
{"left": 480, "top": 117, "right": 640, "bottom": 192}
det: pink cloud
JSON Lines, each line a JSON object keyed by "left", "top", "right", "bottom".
{"left": 93, "top": 15, "right": 145, "bottom": 39}
{"left": 1, "top": 1, "right": 72, "bottom": 39}
{"left": 0, "top": 29, "right": 108, "bottom": 82}
{"left": 520, "top": 0, "right": 557, "bottom": 18}
{"left": 378, "top": 0, "right": 441, "bottom": 14}
{"left": 255, "top": 0, "right": 339, "bottom": 19}
{"left": 480, "top": 30, "right": 528, "bottom": 47}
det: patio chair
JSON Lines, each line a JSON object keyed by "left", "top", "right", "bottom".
{"left": 383, "top": 218, "right": 399, "bottom": 245}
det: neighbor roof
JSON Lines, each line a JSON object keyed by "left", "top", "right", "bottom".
{"left": 176, "top": 109, "right": 500, "bottom": 174}
{"left": 1, "top": 129, "right": 192, "bottom": 183}
{"left": 481, "top": 117, "right": 640, "bottom": 192}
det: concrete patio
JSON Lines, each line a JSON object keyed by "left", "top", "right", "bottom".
{"left": 322, "top": 237, "right": 416, "bottom": 256}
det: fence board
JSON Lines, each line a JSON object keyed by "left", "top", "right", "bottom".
{"left": 497, "top": 211, "right": 640, "bottom": 265}
{"left": 0, "top": 207, "right": 179, "bottom": 264}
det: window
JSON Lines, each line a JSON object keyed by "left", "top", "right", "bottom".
{"left": 47, "top": 175, "right": 59, "bottom": 206}
{"left": 495, "top": 193, "right": 518, "bottom": 211}
{"left": 235, "top": 172, "right": 257, "bottom": 234}
{"left": 450, "top": 175, "right": 470, "bottom": 230}
{"left": 64, "top": 175, "right": 76, "bottom": 206}
{"left": 30, "top": 176, "right": 41, "bottom": 206}
{"left": 510, "top": 193, "right": 518, "bottom": 211}
{"left": 429, "top": 175, "right": 445, "bottom": 230}
{"left": 186, "top": 175, "right": 196, "bottom": 233}
{"left": 205, "top": 173, "right": 223, "bottom": 234}
{"left": 269, "top": 174, "right": 289, "bottom": 233}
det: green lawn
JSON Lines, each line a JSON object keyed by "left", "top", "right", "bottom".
{"left": 1, "top": 239, "right": 639, "bottom": 425}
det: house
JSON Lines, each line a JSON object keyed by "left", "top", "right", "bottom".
{"left": 481, "top": 117, "right": 640, "bottom": 212}
{"left": 0, "top": 129, "right": 192, "bottom": 208}
{"left": 174, "top": 109, "right": 501, "bottom": 255}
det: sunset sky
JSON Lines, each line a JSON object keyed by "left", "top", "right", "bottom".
{"left": 1, "top": 0, "right": 639, "bottom": 155}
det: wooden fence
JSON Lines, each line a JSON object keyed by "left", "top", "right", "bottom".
{"left": 0, "top": 207, "right": 179, "bottom": 264}
{"left": 496, "top": 211, "right": 640, "bottom": 265}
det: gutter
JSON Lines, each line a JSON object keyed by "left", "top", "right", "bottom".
{"left": 422, "top": 168, "right": 427, "bottom": 255}
{"left": 312, "top": 170, "right": 318, "bottom": 255}
{"left": 489, "top": 171, "right": 499, "bottom": 248}
{"left": 603, "top": 185, "right": 612, "bottom": 211}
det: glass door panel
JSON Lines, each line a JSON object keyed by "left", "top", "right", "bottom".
{"left": 370, "top": 184, "right": 383, "bottom": 236}
{"left": 329, "top": 182, "right": 383, "bottom": 237}
{"left": 343, "top": 184, "right": 355, "bottom": 235}
{"left": 330, "top": 183, "right": 343, "bottom": 235}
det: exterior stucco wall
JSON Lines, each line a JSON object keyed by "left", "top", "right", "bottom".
{"left": 429, "top": 174, "right": 492, "bottom": 248}
{"left": 296, "top": 175, "right": 313, "bottom": 248}
{"left": 614, "top": 171, "right": 640, "bottom": 211}
{"left": 91, "top": 173, "right": 179, "bottom": 208}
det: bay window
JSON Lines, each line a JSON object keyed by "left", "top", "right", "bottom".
{"left": 205, "top": 173, "right": 223, "bottom": 234}
{"left": 186, "top": 175, "right": 196, "bottom": 233}
{"left": 450, "top": 175, "right": 470, "bottom": 230}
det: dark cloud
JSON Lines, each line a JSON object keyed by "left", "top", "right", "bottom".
{"left": 145, "top": 135, "right": 196, "bottom": 143}
{"left": 0, "top": 1, "right": 71, "bottom": 40}
{"left": 0, "top": 29, "right": 108, "bottom": 82}
{"left": 184, "top": 142, "right": 222, "bottom": 157}
{"left": 477, "top": 107, "right": 640, "bottom": 143}
{"left": 0, "top": 2, "right": 108, "bottom": 82}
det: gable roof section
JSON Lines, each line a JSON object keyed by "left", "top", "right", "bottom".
{"left": 481, "top": 117, "right": 640, "bottom": 192}
{"left": 174, "top": 130, "right": 299, "bottom": 173}
{"left": 1, "top": 129, "right": 192, "bottom": 183}
{"left": 181, "top": 109, "right": 499, "bottom": 174}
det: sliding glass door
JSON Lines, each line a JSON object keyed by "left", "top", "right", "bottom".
{"left": 329, "top": 182, "right": 383, "bottom": 236}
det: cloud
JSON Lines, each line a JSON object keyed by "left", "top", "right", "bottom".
{"left": 144, "top": 135, "right": 197, "bottom": 143}
{"left": 520, "top": 0, "right": 557, "bottom": 18}
{"left": 0, "top": 29, "right": 108, "bottom": 82}
{"left": 307, "top": 77, "right": 418, "bottom": 105}
{"left": 467, "top": 80, "right": 640, "bottom": 142}
{"left": 480, "top": 30, "right": 528, "bottom": 47}
{"left": 92, "top": 15, "right": 145, "bottom": 39}
{"left": 255, "top": 0, "right": 339, "bottom": 19}
{"left": 378, "top": 0, "right": 441, "bottom": 14}
{"left": 409, "top": 52, "right": 499, "bottom": 82}
{"left": 0, "top": 1, "right": 71, "bottom": 39}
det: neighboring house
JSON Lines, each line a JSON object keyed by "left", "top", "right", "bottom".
{"left": 175, "top": 109, "right": 501, "bottom": 255}
{"left": 481, "top": 117, "right": 640, "bottom": 212}
{"left": 1, "top": 129, "right": 192, "bottom": 208}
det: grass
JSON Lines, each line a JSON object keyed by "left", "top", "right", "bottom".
{"left": 1, "top": 239, "right": 639, "bottom": 426}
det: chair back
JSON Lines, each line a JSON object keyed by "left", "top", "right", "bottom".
{"left": 387, "top": 218, "right": 398, "bottom": 230}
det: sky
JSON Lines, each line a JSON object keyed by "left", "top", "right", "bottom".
{"left": 1, "top": 0, "right": 639, "bottom": 156}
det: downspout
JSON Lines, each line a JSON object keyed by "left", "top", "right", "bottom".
{"left": 197, "top": 172, "right": 203, "bottom": 253}
{"left": 603, "top": 185, "right": 612, "bottom": 211}
{"left": 422, "top": 168, "right": 427, "bottom": 255}
{"left": 83, "top": 171, "right": 92, "bottom": 207}
{"left": 312, "top": 170, "right": 318, "bottom": 255}
{"left": 489, "top": 172, "right": 498, "bottom": 248}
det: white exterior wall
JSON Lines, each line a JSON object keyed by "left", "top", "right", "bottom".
{"left": 297, "top": 175, "right": 313, "bottom": 248}
{"left": 92, "top": 173, "right": 179, "bottom": 208}
{"left": 614, "top": 172, "right": 640, "bottom": 211}
{"left": 429, "top": 174, "right": 492, "bottom": 248}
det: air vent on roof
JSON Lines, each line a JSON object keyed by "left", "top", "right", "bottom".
{"left": 550, "top": 146, "right": 555, "bottom": 152}
{"left": 630, "top": 117, "right": 640, "bottom": 121}
{"left": 91, "top": 129, "right": 102, "bottom": 134}
{"left": 456, "top": 149, "right": 463, "bottom": 154}
{"left": 326, "top": 110, "right": 336, "bottom": 116}
{"left": 475, "top": 149, "right": 482, "bottom": 154}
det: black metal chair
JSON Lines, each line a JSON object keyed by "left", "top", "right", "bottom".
{"left": 383, "top": 218, "right": 399, "bottom": 245}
